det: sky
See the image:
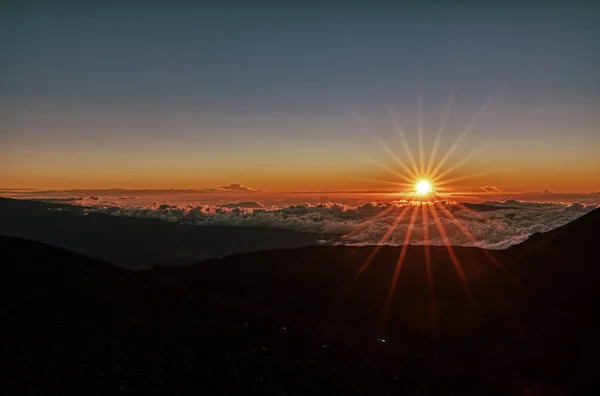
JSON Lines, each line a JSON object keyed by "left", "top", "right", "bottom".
{"left": 1, "top": 1, "right": 599, "bottom": 194}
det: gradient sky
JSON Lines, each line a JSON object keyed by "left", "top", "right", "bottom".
{"left": 1, "top": 1, "right": 599, "bottom": 193}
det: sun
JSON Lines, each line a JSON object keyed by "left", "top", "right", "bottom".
{"left": 415, "top": 179, "right": 433, "bottom": 196}
{"left": 344, "top": 95, "right": 502, "bottom": 329}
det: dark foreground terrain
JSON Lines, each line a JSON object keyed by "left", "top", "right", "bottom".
{"left": 2, "top": 208, "right": 599, "bottom": 395}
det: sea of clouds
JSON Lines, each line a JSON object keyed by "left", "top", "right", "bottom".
{"left": 34, "top": 196, "right": 598, "bottom": 250}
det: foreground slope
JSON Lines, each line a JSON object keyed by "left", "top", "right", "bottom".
{"left": 2, "top": 208, "right": 600, "bottom": 394}
{"left": 1, "top": 236, "right": 497, "bottom": 395}
{"left": 155, "top": 207, "right": 600, "bottom": 393}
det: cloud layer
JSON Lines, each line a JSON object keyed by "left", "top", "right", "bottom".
{"left": 41, "top": 197, "right": 598, "bottom": 250}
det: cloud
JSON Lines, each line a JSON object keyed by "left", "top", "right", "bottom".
{"left": 493, "top": 192, "right": 600, "bottom": 205}
{"left": 222, "top": 201, "right": 265, "bottom": 209}
{"left": 59, "top": 198, "right": 598, "bottom": 251}
{"left": 220, "top": 184, "right": 260, "bottom": 193}
{"left": 33, "top": 197, "right": 83, "bottom": 203}
{"left": 2, "top": 187, "right": 261, "bottom": 197}
{"left": 481, "top": 186, "right": 503, "bottom": 193}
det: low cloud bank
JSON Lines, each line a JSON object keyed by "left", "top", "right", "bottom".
{"left": 44, "top": 197, "right": 599, "bottom": 250}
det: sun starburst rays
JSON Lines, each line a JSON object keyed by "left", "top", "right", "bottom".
{"left": 381, "top": 205, "right": 419, "bottom": 326}
{"left": 341, "top": 95, "right": 512, "bottom": 332}
{"left": 346, "top": 206, "right": 413, "bottom": 282}
{"left": 361, "top": 155, "right": 416, "bottom": 185}
{"left": 343, "top": 205, "right": 396, "bottom": 240}
{"left": 426, "top": 92, "right": 454, "bottom": 177}
{"left": 387, "top": 103, "right": 420, "bottom": 178}
{"left": 417, "top": 90, "right": 425, "bottom": 175}
{"left": 373, "top": 132, "right": 419, "bottom": 181}
{"left": 421, "top": 204, "right": 436, "bottom": 327}
{"left": 428, "top": 203, "right": 476, "bottom": 306}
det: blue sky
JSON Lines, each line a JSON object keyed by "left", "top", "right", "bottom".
{"left": 1, "top": 1, "right": 599, "bottom": 191}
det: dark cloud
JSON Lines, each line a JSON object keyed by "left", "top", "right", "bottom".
{"left": 31, "top": 197, "right": 83, "bottom": 203}
{"left": 220, "top": 184, "right": 260, "bottom": 193}
{"left": 222, "top": 202, "right": 265, "bottom": 209}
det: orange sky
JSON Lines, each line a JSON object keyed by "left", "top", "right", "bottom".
{"left": 2, "top": 143, "right": 599, "bottom": 193}
{"left": 2, "top": 3, "right": 600, "bottom": 195}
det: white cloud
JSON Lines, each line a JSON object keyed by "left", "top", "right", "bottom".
{"left": 59, "top": 198, "right": 599, "bottom": 250}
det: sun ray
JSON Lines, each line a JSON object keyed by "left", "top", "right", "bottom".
{"left": 346, "top": 204, "right": 413, "bottom": 289}
{"left": 434, "top": 169, "right": 497, "bottom": 188}
{"left": 455, "top": 202, "right": 499, "bottom": 219}
{"left": 360, "top": 155, "right": 416, "bottom": 185}
{"left": 451, "top": 202, "right": 508, "bottom": 234}
{"left": 421, "top": 204, "right": 437, "bottom": 328}
{"left": 435, "top": 196, "right": 500, "bottom": 235}
{"left": 417, "top": 89, "right": 425, "bottom": 175}
{"left": 450, "top": 202, "right": 521, "bottom": 260}
{"left": 432, "top": 201, "right": 519, "bottom": 285}
{"left": 428, "top": 203, "right": 475, "bottom": 304}
{"left": 431, "top": 144, "right": 490, "bottom": 184}
{"left": 386, "top": 103, "right": 420, "bottom": 176}
{"left": 426, "top": 92, "right": 454, "bottom": 176}
{"left": 380, "top": 204, "right": 420, "bottom": 327}
{"left": 343, "top": 205, "right": 397, "bottom": 240}
{"left": 345, "top": 176, "right": 413, "bottom": 190}
{"left": 433, "top": 201, "right": 478, "bottom": 243}
{"left": 349, "top": 108, "right": 419, "bottom": 179}
{"left": 373, "top": 132, "right": 419, "bottom": 180}
{"left": 351, "top": 91, "right": 513, "bottom": 328}
{"left": 430, "top": 95, "right": 494, "bottom": 179}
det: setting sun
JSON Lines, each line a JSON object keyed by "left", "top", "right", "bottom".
{"left": 415, "top": 180, "right": 433, "bottom": 195}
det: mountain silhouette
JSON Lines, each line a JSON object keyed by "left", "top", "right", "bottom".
{"left": 2, "top": 208, "right": 599, "bottom": 395}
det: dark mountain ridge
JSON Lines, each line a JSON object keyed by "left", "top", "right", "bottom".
{"left": 2, "top": 208, "right": 599, "bottom": 395}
